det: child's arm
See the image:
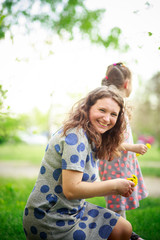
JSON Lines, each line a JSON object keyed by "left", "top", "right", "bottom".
{"left": 121, "top": 143, "right": 148, "bottom": 155}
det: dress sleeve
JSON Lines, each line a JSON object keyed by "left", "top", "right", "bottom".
{"left": 61, "top": 128, "right": 90, "bottom": 172}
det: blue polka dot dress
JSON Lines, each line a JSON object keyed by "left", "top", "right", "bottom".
{"left": 23, "top": 128, "right": 120, "bottom": 240}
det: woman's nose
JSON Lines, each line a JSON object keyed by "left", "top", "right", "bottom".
{"left": 103, "top": 114, "right": 110, "bottom": 122}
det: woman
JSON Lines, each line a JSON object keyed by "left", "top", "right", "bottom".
{"left": 23, "top": 86, "right": 134, "bottom": 240}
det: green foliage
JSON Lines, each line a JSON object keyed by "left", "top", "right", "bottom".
{"left": 0, "top": 0, "right": 127, "bottom": 50}
{"left": 0, "top": 105, "right": 49, "bottom": 144}
{"left": 0, "top": 84, "right": 8, "bottom": 111}
{"left": 0, "top": 115, "right": 20, "bottom": 143}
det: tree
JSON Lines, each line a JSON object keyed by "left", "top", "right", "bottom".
{"left": 0, "top": 0, "right": 127, "bottom": 50}
{"left": 0, "top": 84, "right": 8, "bottom": 112}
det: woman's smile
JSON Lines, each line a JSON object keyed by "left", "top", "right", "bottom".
{"left": 98, "top": 121, "right": 109, "bottom": 128}
{"left": 89, "top": 97, "right": 120, "bottom": 134}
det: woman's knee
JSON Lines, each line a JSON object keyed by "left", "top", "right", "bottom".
{"left": 108, "top": 216, "right": 132, "bottom": 240}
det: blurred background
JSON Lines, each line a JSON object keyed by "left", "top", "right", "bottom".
{"left": 0, "top": 1, "right": 160, "bottom": 239}
{"left": 0, "top": 0, "right": 160, "bottom": 145}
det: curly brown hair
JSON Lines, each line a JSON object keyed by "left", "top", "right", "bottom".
{"left": 62, "top": 86, "right": 126, "bottom": 160}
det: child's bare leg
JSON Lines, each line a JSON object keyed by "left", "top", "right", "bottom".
{"left": 108, "top": 216, "right": 132, "bottom": 240}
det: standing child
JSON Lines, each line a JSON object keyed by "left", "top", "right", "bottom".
{"left": 99, "top": 63, "right": 148, "bottom": 240}
{"left": 23, "top": 86, "right": 135, "bottom": 240}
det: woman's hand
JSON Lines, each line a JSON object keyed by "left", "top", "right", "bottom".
{"left": 114, "top": 178, "right": 135, "bottom": 197}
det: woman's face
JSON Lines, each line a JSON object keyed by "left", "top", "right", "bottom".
{"left": 89, "top": 97, "right": 120, "bottom": 134}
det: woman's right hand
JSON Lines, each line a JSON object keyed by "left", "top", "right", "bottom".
{"left": 114, "top": 178, "right": 135, "bottom": 197}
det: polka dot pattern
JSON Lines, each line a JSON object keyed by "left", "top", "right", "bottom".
{"left": 89, "top": 222, "right": 96, "bottom": 229}
{"left": 53, "top": 168, "right": 62, "bottom": 181}
{"left": 73, "top": 230, "right": 86, "bottom": 240}
{"left": 88, "top": 209, "right": 99, "bottom": 218}
{"left": 40, "top": 166, "right": 46, "bottom": 174}
{"left": 23, "top": 128, "right": 120, "bottom": 240}
{"left": 40, "top": 185, "right": 49, "bottom": 193}
{"left": 99, "top": 225, "right": 112, "bottom": 239}
{"left": 46, "top": 194, "right": 57, "bottom": 205}
{"left": 70, "top": 155, "right": 79, "bottom": 163}
{"left": 34, "top": 208, "right": 45, "bottom": 219}
{"left": 45, "top": 144, "right": 49, "bottom": 152}
{"left": 77, "top": 143, "right": 85, "bottom": 152}
{"left": 56, "top": 220, "right": 65, "bottom": 227}
{"left": 82, "top": 173, "right": 89, "bottom": 181}
{"left": 30, "top": 226, "right": 37, "bottom": 234}
{"left": 55, "top": 144, "right": 60, "bottom": 153}
{"left": 40, "top": 232, "right": 47, "bottom": 239}
{"left": 25, "top": 208, "right": 28, "bottom": 216}
{"left": 65, "top": 133, "right": 78, "bottom": 145}
{"left": 55, "top": 185, "right": 62, "bottom": 194}
{"left": 79, "top": 222, "right": 86, "bottom": 229}
{"left": 62, "top": 159, "right": 67, "bottom": 169}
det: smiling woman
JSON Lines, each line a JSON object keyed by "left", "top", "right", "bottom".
{"left": 89, "top": 97, "right": 120, "bottom": 134}
{"left": 23, "top": 85, "right": 134, "bottom": 240}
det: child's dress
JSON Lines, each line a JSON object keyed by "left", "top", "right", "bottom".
{"left": 23, "top": 128, "right": 120, "bottom": 240}
{"left": 99, "top": 120, "right": 148, "bottom": 212}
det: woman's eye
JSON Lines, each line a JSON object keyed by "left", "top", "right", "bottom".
{"left": 100, "top": 109, "right": 105, "bottom": 112}
{"left": 111, "top": 113, "right": 117, "bottom": 117}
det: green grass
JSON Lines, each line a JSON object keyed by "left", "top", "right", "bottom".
{"left": 140, "top": 167, "right": 160, "bottom": 177}
{"left": 0, "top": 177, "right": 160, "bottom": 240}
{"left": 0, "top": 143, "right": 45, "bottom": 164}
{"left": 0, "top": 177, "right": 36, "bottom": 240}
{"left": 126, "top": 198, "right": 160, "bottom": 240}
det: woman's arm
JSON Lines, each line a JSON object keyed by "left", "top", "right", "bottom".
{"left": 62, "top": 169, "right": 134, "bottom": 200}
{"left": 120, "top": 143, "right": 148, "bottom": 155}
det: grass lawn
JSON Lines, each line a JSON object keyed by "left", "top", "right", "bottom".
{"left": 0, "top": 143, "right": 45, "bottom": 165}
{"left": 0, "top": 177, "right": 160, "bottom": 240}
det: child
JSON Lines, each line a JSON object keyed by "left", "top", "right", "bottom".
{"left": 99, "top": 63, "right": 148, "bottom": 240}
{"left": 23, "top": 86, "right": 135, "bottom": 240}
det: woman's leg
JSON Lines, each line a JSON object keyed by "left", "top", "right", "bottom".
{"left": 108, "top": 216, "right": 132, "bottom": 240}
